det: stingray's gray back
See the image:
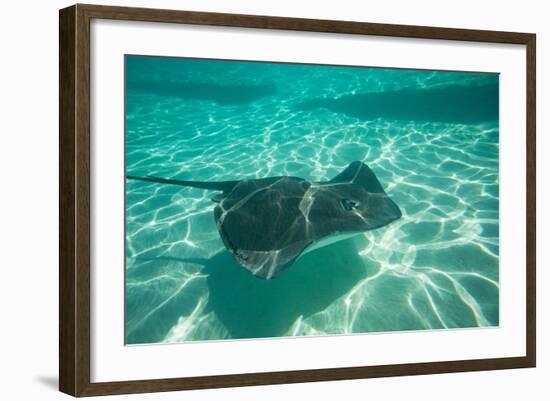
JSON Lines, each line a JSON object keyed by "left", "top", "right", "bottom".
{"left": 213, "top": 162, "right": 401, "bottom": 279}
{"left": 126, "top": 161, "right": 401, "bottom": 280}
{"left": 214, "top": 177, "right": 311, "bottom": 278}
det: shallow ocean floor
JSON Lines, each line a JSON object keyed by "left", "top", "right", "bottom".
{"left": 125, "top": 56, "right": 499, "bottom": 344}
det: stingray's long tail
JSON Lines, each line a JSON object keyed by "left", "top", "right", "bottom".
{"left": 126, "top": 175, "right": 237, "bottom": 192}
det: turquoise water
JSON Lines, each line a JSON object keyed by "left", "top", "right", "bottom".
{"left": 125, "top": 55, "right": 499, "bottom": 344}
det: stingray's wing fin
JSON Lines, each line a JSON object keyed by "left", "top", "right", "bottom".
{"left": 126, "top": 175, "right": 238, "bottom": 193}
{"left": 327, "top": 161, "right": 386, "bottom": 193}
{"left": 212, "top": 178, "right": 313, "bottom": 280}
{"left": 327, "top": 161, "right": 402, "bottom": 224}
{"left": 222, "top": 239, "right": 311, "bottom": 280}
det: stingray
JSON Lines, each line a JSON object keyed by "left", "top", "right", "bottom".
{"left": 127, "top": 161, "right": 402, "bottom": 279}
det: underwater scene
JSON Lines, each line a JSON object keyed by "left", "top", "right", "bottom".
{"left": 125, "top": 55, "right": 499, "bottom": 345}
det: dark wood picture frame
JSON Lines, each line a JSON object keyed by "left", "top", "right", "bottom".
{"left": 59, "top": 3, "right": 536, "bottom": 397}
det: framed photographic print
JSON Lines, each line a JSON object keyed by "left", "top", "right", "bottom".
{"left": 59, "top": 4, "right": 536, "bottom": 397}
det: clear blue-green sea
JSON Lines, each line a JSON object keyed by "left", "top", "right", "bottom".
{"left": 125, "top": 55, "right": 499, "bottom": 345}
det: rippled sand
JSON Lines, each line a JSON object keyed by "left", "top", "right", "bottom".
{"left": 125, "top": 56, "right": 499, "bottom": 344}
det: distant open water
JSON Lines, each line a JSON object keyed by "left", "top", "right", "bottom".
{"left": 125, "top": 56, "right": 499, "bottom": 344}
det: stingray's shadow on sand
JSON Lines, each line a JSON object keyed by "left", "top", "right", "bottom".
{"left": 199, "top": 238, "right": 365, "bottom": 339}
{"left": 155, "top": 238, "right": 367, "bottom": 339}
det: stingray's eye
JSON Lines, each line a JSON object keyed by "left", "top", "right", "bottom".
{"left": 341, "top": 199, "right": 359, "bottom": 211}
